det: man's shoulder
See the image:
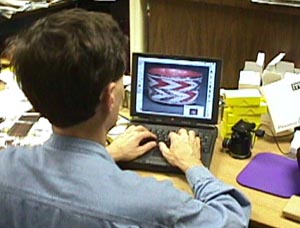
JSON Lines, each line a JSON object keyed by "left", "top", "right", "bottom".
{"left": 0, "top": 145, "right": 38, "bottom": 154}
{"left": 0, "top": 145, "right": 39, "bottom": 165}
{"left": 0, "top": 145, "right": 42, "bottom": 191}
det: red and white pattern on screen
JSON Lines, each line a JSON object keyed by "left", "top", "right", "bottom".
{"left": 147, "top": 68, "right": 203, "bottom": 105}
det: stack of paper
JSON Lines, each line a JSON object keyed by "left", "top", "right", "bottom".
{"left": 238, "top": 52, "right": 264, "bottom": 89}
{"left": 0, "top": 0, "right": 57, "bottom": 19}
{"left": 221, "top": 89, "right": 267, "bottom": 139}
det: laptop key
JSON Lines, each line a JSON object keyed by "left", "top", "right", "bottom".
{"left": 152, "top": 147, "right": 162, "bottom": 157}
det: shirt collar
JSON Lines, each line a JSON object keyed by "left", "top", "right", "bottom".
{"left": 44, "top": 133, "right": 114, "bottom": 162}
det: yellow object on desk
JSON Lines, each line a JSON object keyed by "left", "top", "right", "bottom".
{"left": 282, "top": 195, "right": 300, "bottom": 223}
{"left": 0, "top": 80, "right": 6, "bottom": 91}
{"left": 227, "top": 102, "right": 267, "bottom": 116}
{"left": 0, "top": 58, "right": 10, "bottom": 67}
{"left": 224, "top": 110, "right": 262, "bottom": 125}
{"left": 223, "top": 88, "right": 262, "bottom": 106}
{"left": 220, "top": 89, "right": 267, "bottom": 138}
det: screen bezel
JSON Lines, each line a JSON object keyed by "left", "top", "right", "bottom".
{"left": 130, "top": 52, "right": 222, "bottom": 125}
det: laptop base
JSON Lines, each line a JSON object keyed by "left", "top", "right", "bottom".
{"left": 117, "top": 123, "right": 218, "bottom": 174}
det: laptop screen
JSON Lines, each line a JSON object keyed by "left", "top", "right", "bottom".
{"left": 130, "top": 53, "right": 222, "bottom": 125}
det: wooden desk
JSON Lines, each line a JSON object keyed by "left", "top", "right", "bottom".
{"left": 136, "top": 130, "right": 299, "bottom": 228}
{"left": 211, "top": 135, "right": 299, "bottom": 228}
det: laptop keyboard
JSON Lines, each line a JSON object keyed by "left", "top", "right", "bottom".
{"left": 147, "top": 125, "right": 212, "bottom": 155}
{"left": 117, "top": 123, "right": 218, "bottom": 174}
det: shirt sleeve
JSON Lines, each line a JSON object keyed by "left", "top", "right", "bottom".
{"left": 173, "top": 165, "right": 251, "bottom": 228}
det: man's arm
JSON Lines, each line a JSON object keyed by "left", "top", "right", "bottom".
{"left": 178, "top": 166, "right": 251, "bottom": 227}
{"left": 159, "top": 129, "right": 251, "bottom": 227}
{"left": 107, "top": 127, "right": 251, "bottom": 227}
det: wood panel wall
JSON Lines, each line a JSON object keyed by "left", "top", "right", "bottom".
{"left": 147, "top": 0, "right": 300, "bottom": 88}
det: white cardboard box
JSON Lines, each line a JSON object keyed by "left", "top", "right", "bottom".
{"left": 261, "top": 75, "right": 300, "bottom": 133}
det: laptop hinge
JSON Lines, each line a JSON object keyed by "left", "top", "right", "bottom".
{"left": 131, "top": 117, "right": 216, "bottom": 129}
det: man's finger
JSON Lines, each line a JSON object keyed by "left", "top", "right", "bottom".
{"left": 178, "top": 128, "right": 187, "bottom": 135}
{"left": 138, "top": 132, "right": 157, "bottom": 142}
{"left": 139, "top": 141, "right": 157, "bottom": 155}
{"left": 134, "top": 125, "right": 151, "bottom": 132}
{"left": 188, "top": 130, "right": 196, "bottom": 138}
{"left": 158, "top": 141, "right": 169, "bottom": 154}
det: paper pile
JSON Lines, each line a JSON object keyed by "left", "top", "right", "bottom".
{"left": 0, "top": 0, "right": 61, "bottom": 19}
{"left": 238, "top": 52, "right": 300, "bottom": 89}
{"left": 238, "top": 52, "right": 264, "bottom": 89}
{"left": 221, "top": 89, "right": 267, "bottom": 139}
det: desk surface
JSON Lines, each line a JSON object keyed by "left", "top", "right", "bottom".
{"left": 136, "top": 127, "right": 299, "bottom": 228}
{"left": 211, "top": 135, "right": 299, "bottom": 228}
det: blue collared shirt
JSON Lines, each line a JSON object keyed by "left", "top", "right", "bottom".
{"left": 0, "top": 133, "right": 251, "bottom": 227}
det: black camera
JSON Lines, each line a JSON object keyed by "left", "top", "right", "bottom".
{"left": 222, "top": 119, "right": 264, "bottom": 159}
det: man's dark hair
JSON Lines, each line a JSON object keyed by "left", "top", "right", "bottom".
{"left": 6, "top": 8, "right": 128, "bottom": 127}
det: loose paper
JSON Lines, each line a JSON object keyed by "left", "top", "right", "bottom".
{"left": 261, "top": 74, "right": 300, "bottom": 132}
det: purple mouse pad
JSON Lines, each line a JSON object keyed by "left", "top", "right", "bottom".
{"left": 237, "top": 152, "right": 300, "bottom": 198}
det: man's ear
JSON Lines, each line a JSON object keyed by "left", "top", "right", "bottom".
{"left": 100, "top": 82, "right": 116, "bottom": 112}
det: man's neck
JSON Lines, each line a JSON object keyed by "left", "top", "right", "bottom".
{"left": 52, "top": 119, "right": 107, "bottom": 146}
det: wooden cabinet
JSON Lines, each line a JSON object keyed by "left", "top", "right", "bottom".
{"left": 146, "top": 0, "right": 300, "bottom": 88}
{"left": 79, "top": 0, "right": 130, "bottom": 73}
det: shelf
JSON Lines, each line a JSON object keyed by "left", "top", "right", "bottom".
{"left": 0, "top": 0, "right": 77, "bottom": 24}
{"left": 0, "top": 0, "right": 77, "bottom": 51}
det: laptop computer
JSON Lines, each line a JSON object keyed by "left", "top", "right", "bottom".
{"left": 117, "top": 53, "right": 222, "bottom": 173}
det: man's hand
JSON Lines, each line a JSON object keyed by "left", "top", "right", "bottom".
{"left": 106, "top": 125, "right": 157, "bottom": 162}
{"left": 159, "top": 128, "right": 202, "bottom": 173}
